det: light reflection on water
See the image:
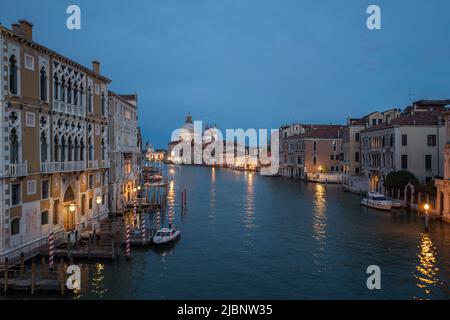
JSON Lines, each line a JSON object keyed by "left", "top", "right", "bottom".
{"left": 91, "top": 263, "right": 107, "bottom": 298}
{"left": 414, "top": 233, "right": 440, "bottom": 299}
{"left": 244, "top": 172, "right": 255, "bottom": 229}
{"left": 312, "top": 184, "right": 327, "bottom": 272}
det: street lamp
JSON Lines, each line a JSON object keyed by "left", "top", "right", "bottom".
{"left": 424, "top": 203, "right": 430, "bottom": 232}
{"left": 170, "top": 169, "right": 174, "bottom": 180}
{"left": 96, "top": 195, "right": 102, "bottom": 223}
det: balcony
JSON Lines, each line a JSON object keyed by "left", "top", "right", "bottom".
{"left": 7, "top": 161, "right": 28, "bottom": 178}
{"left": 88, "top": 160, "right": 98, "bottom": 169}
{"left": 41, "top": 161, "right": 86, "bottom": 174}
{"left": 53, "top": 100, "right": 84, "bottom": 117}
{"left": 99, "top": 160, "right": 110, "bottom": 168}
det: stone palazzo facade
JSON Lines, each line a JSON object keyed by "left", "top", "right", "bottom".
{"left": 0, "top": 20, "right": 140, "bottom": 261}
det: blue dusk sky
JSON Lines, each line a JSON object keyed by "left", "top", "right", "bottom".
{"left": 2, "top": 0, "right": 450, "bottom": 148}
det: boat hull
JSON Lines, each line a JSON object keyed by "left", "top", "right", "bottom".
{"left": 152, "top": 231, "right": 181, "bottom": 245}
{"left": 361, "top": 199, "right": 392, "bottom": 211}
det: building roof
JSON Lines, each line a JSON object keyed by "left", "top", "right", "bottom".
{"left": 347, "top": 118, "right": 366, "bottom": 126}
{"left": 0, "top": 22, "right": 111, "bottom": 83}
{"left": 108, "top": 91, "right": 138, "bottom": 108}
{"left": 361, "top": 110, "right": 445, "bottom": 133}
{"left": 299, "top": 125, "right": 343, "bottom": 139}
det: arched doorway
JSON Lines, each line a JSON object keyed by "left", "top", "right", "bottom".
{"left": 63, "top": 185, "right": 76, "bottom": 231}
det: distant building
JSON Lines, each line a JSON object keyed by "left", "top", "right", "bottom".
{"left": 360, "top": 101, "right": 448, "bottom": 193}
{"left": 342, "top": 108, "right": 401, "bottom": 192}
{"left": 435, "top": 109, "right": 450, "bottom": 223}
{"left": 108, "top": 92, "right": 140, "bottom": 213}
{"left": 279, "top": 124, "right": 344, "bottom": 181}
{"left": 144, "top": 143, "right": 166, "bottom": 162}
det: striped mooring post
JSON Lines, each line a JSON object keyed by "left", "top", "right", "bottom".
{"left": 156, "top": 210, "right": 161, "bottom": 228}
{"left": 48, "top": 230, "right": 55, "bottom": 269}
{"left": 141, "top": 217, "right": 146, "bottom": 243}
{"left": 168, "top": 206, "right": 173, "bottom": 225}
{"left": 126, "top": 224, "right": 131, "bottom": 260}
{"left": 133, "top": 203, "right": 137, "bottom": 226}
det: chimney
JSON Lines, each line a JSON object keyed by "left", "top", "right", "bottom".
{"left": 92, "top": 60, "right": 100, "bottom": 74}
{"left": 17, "top": 20, "right": 33, "bottom": 41}
{"left": 12, "top": 23, "right": 20, "bottom": 35}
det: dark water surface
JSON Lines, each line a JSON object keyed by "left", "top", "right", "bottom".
{"left": 8, "top": 165, "right": 450, "bottom": 300}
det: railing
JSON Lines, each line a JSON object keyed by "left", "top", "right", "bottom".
{"left": 88, "top": 160, "right": 98, "bottom": 169}
{"left": 0, "top": 229, "right": 65, "bottom": 264}
{"left": 7, "top": 161, "right": 28, "bottom": 178}
{"left": 99, "top": 160, "right": 110, "bottom": 168}
{"left": 53, "top": 100, "right": 84, "bottom": 117}
{"left": 41, "top": 161, "right": 86, "bottom": 174}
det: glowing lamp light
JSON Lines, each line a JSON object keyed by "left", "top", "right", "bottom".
{"left": 96, "top": 196, "right": 102, "bottom": 205}
{"left": 424, "top": 203, "right": 430, "bottom": 211}
{"left": 69, "top": 203, "right": 76, "bottom": 213}
{"left": 137, "top": 186, "right": 141, "bottom": 191}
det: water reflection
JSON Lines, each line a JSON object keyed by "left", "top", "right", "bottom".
{"left": 91, "top": 263, "right": 107, "bottom": 298}
{"left": 312, "top": 184, "right": 327, "bottom": 272}
{"left": 209, "top": 168, "right": 216, "bottom": 224}
{"left": 244, "top": 172, "right": 255, "bottom": 229}
{"left": 167, "top": 180, "right": 176, "bottom": 225}
{"left": 414, "top": 233, "right": 439, "bottom": 299}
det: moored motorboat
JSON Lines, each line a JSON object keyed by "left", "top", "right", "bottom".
{"left": 152, "top": 227, "right": 181, "bottom": 245}
{"left": 361, "top": 192, "right": 393, "bottom": 211}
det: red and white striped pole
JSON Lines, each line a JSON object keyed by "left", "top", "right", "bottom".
{"left": 126, "top": 224, "right": 131, "bottom": 260}
{"left": 168, "top": 206, "right": 173, "bottom": 225}
{"left": 48, "top": 230, "right": 55, "bottom": 269}
{"left": 156, "top": 210, "right": 160, "bottom": 229}
{"left": 141, "top": 217, "right": 146, "bottom": 242}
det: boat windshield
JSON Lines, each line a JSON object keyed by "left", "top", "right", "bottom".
{"left": 372, "top": 196, "right": 387, "bottom": 201}
{"left": 157, "top": 232, "right": 171, "bottom": 237}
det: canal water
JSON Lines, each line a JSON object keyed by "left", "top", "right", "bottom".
{"left": 9, "top": 165, "right": 450, "bottom": 300}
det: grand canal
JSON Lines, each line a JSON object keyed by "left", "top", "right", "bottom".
{"left": 10, "top": 165, "right": 450, "bottom": 300}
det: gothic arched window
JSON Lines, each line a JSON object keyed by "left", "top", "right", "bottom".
{"left": 88, "top": 137, "right": 93, "bottom": 161}
{"left": 88, "top": 86, "right": 93, "bottom": 113}
{"left": 61, "top": 136, "right": 66, "bottom": 162}
{"left": 40, "top": 131, "right": 48, "bottom": 163}
{"left": 9, "top": 55, "right": 18, "bottom": 95}
{"left": 67, "top": 80, "right": 72, "bottom": 104}
{"left": 101, "top": 138, "right": 106, "bottom": 161}
{"left": 80, "top": 138, "right": 85, "bottom": 161}
{"left": 101, "top": 92, "right": 106, "bottom": 116}
{"left": 54, "top": 74, "right": 59, "bottom": 100}
{"left": 10, "top": 128, "right": 19, "bottom": 164}
{"left": 40, "top": 67, "right": 47, "bottom": 101}
{"left": 74, "top": 137, "right": 79, "bottom": 161}
{"left": 60, "top": 78, "right": 65, "bottom": 102}
{"left": 80, "top": 84, "right": 84, "bottom": 107}
{"left": 54, "top": 135, "right": 59, "bottom": 162}
{"left": 74, "top": 85, "right": 78, "bottom": 106}
{"left": 68, "top": 136, "right": 73, "bottom": 162}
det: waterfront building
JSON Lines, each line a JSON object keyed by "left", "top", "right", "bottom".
{"left": 279, "top": 123, "right": 309, "bottom": 178}
{"left": 0, "top": 21, "right": 111, "bottom": 261}
{"left": 144, "top": 143, "right": 166, "bottom": 162}
{"left": 279, "top": 124, "right": 343, "bottom": 181}
{"left": 360, "top": 101, "right": 448, "bottom": 193}
{"left": 342, "top": 108, "right": 401, "bottom": 192}
{"left": 108, "top": 92, "right": 141, "bottom": 213}
{"left": 300, "top": 126, "right": 344, "bottom": 181}
{"left": 434, "top": 109, "right": 450, "bottom": 222}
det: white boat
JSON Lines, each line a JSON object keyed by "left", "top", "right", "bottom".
{"left": 361, "top": 192, "right": 393, "bottom": 211}
{"left": 152, "top": 227, "right": 181, "bottom": 245}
